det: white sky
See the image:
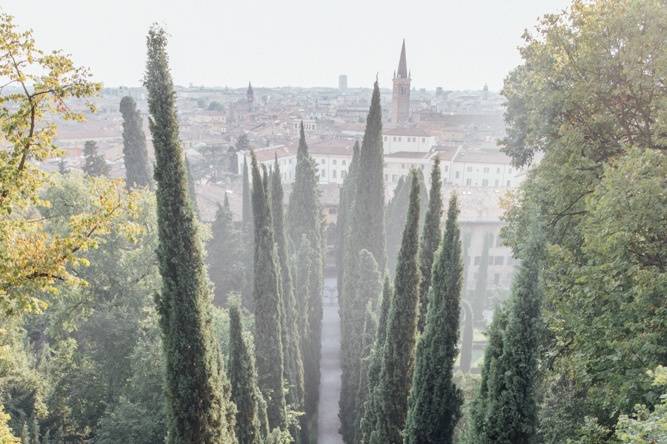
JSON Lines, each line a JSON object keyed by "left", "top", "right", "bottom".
{"left": 5, "top": 0, "right": 569, "bottom": 91}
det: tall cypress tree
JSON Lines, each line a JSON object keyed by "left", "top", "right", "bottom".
{"left": 339, "top": 249, "right": 382, "bottom": 443}
{"left": 336, "top": 140, "right": 360, "bottom": 298}
{"left": 250, "top": 152, "right": 287, "bottom": 431}
{"left": 340, "top": 82, "right": 387, "bottom": 440}
{"left": 286, "top": 122, "right": 322, "bottom": 434}
{"left": 83, "top": 140, "right": 110, "bottom": 177}
{"left": 119, "top": 95, "right": 151, "bottom": 189}
{"left": 417, "top": 158, "right": 443, "bottom": 332}
{"left": 207, "top": 195, "right": 244, "bottom": 306}
{"left": 471, "top": 220, "right": 544, "bottom": 444}
{"left": 371, "top": 171, "right": 421, "bottom": 444}
{"left": 185, "top": 155, "right": 199, "bottom": 218}
{"left": 144, "top": 25, "right": 235, "bottom": 443}
{"left": 228, "top": 301, "right": 268, "bottom": 444}
{"left": 241, "top": 157, "right": 254, "bottom": 310}
{"left": 405, "top": 194, "right": 464, "bottom": 444}
{"left": 270, "top": 158, "right": 306, "bottom": 441}
{"left": 354, "top": 299, "right": 378, "bottom": 440}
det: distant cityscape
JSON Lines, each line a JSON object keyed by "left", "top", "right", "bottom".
{"left": 49, "top": 41, "right": 525, "bottom": 316}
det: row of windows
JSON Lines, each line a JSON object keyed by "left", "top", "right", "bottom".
{"left": 383, "top": 136, "right": 428, "bottom": 143}
{"left": 465, "top": 165, "right": 514, "bottom": 174}
{"left": 317, "top": 158, "right": 347, "bottom": 166}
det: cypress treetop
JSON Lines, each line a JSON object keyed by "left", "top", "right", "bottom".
{"left": 119, "top": 95, "right": 151, "bottom": 189}
{"left": 83, "top": 140, "right": 110, "bottom": 177}
{"left": 405, "top": 194, "right": 463, "bottom": 444}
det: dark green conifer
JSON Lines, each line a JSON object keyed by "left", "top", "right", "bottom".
{"left": 286, "top": 122, "right": 323, "bottom": 434}
{"left": 417, "top": 158, "right": 443, "bottom": 331}
{"left": 83, "top": 140, "right": 110, "bottom": 177}
{"left": 270, "top": 158, "right": 306, "bottom": 441}
{"left": 473, "top": 220, "right": 543, "bottom": 443}
{"left": 336, "top": 141, "right": 360, "bottom": 298}
{"left": 185, "top": 156, "right": 199, "bottom": 218}
{"left": 250, "top": 152, "right": 287, "bottom": 431}
{"left": 339, "top": 249, "right": 382, "bottom": 443}
{"left": 119, "top": 95, "right": 151, "bottom": 189}
{"left": 353, "top": 300, "right": 378, "bottom": 442}
{"left": 371, "top": 171, "right": 421, "bottom": 444}
{"left": 144, "top": 25, "right": 235, "bottom": 443}
{"left": 405, "top": 194, "right": 464, "bottom": 444}
{"left": 207, "top": 195, "right": 244, "bottom": 306}
{"left": 358, "top": 278, "right": 393, "bottom": 444}
{"left": 228, "top": 301, "right": 267, "bottom": 444}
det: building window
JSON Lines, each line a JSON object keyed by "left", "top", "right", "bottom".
{"left": 474, "top": 256, "right": 481, "bottom": 265}
{"left": 401, "top": 163, "right": 406, "bottom": 169}
{"left": 329, "top": 207, "right": 337, "bottom": 214}
{"left": 466, "top": 178, "right": 472, "bottom": 186}
{"left": 321, "top": 159, "right": 326, "bottom": 164}
{"left": 422, "top": 138, "right": 426, "bottom": 142}
{"left": 332, "top": 159, "right": 337, "bottom": 165}
{"left": 495, "top": 256, "right": 505, "bottom": 266}
{"left": 342, "top": 171, "right": 347, "bottom": 179}
{"left": 444, "top": 165, "right": 449, "bottom": 171}
{"left": 321, "top": 170, "right": 326, "bottom": 178}
{"left": 392, "top": 174, "right": 398, "bottom": 182}
{"left": 332, "top": 170, "right": 337, "bottom": 178}
{"left": 495, "top": 179, "right": 499, "bottom": 187}
{"left": 507, "top": 180, "right": 511, "bottom": 187}
{"left": 497, "top": 167, "right": 501, "bottom": 173}
{"left": 494, "top": 273, "right": 500, "bottom": 285}
{"left": 384, "top": 136, "right": 387, "bottom": 141}
{"left": 482, "top": 179, "right": 488, "bottom": 187}
{"left": 455, "top": 171, "right": 460, "bottom": 179}
{"left": 467, "top": 166, "right": 472, "bottom": 172}
{"left": 342, "top": 160, "right": 347, "bottom": 165}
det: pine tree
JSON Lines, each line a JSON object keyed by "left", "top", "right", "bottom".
{"left": 417, "top": 158, "right": 443, "bottom": 332}
{"left": 145, "top": 25, "right": 236, "bottom": 443}
{"left": 286, "top": 122, "right": 323, "bottom": 434}
{"left": 83, "top": 140, "right": 110, "bottom": 177}
{"left": 472, "top": 220, "right": 544, "bottom": 444}
{"left": 250, "top": 152, "right": 287, "bottom": 431}
{"left": 228, "top": 301, "right": 268, "bottom": 444}
{"left": 405, "top": 194, "right": 464, "bottom": 444}
{"left": 241, "top": 157, "right": 254, "bottom": 310}
{"left": 371, "top": 171, "right": 421, "bottom": 444}
{"left": 270, "top": 158, "right": 306, "bottom": 441}
{"left": 119, "top": 95, "right": 151, "bottom": 189}
{"left": 340, "top": 81, "right": 387, "bottom": 440}
{"left": 339, "top": 249, "right": 382, "bottom": 443}
{"left": 207, "top": 195, "right": 244, "bottom": 306}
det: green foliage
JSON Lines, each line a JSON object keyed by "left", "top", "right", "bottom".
{"left": 145, "top": 25, "right": 236, "bottom": 443}
{"left": 371, "top": 172, "right": 421, "bottom": 443}
{"left": 417, "top": 158, "right": 442, "bottom": 332}
{"left": 286, "top": 123, "right": 323, "bottom": 433}
{"left": 270, "top": 159, "right": 305, "bottom": 441}
{"left": 207, "top": 196, "right": 244, "bottom": 306}
{"left": 469, "top": 218, "right": 543, "bottom": 444}
{"left": 339, "top": 250, "right": 381, "bottom": 443}
{"left": 336, "top": 141, "right": 359, "bottom": 301}
{"left": 615, "top": 366, "right": 667, "bottom": 444}
{"left": 119, "top": 95, "right": 151, "bottom": 189}
{"left": 405, "top": 194, "right": 463, "bottom": 444}
{"left": 82, "top": 141, "right": 110, "bottom": 178}
{"left": 241, "top": 157, "right": 254, "bottom": 310}
{"left": 250, "top": 152, "right": 287, "bottom": 431}
{"left": 228, "top": 302, "right": 267, "bottom": 444}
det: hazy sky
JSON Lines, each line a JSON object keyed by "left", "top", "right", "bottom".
{"left": 6, "top": 0, "right": 569, "bottom": 91}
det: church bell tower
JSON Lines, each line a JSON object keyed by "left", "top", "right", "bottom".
{"left": 391, "top": 39, "right": 411, "bottom": 124}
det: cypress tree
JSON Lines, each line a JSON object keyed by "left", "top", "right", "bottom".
{"left": 466, "top": 306, "right": 508, "bottom": 444}
{"left": 241, "top": 157, "right": 254, "bottom": 310}
{"left": 339, "top": 249, "right": 382, "bottom": 443}
{"left": 228, "top": 301, "right": 268, "bottom": 444}
{"left": 405, "top": 194, "right": 464, "bottom": 444}
{"left": 186, "top": 155, "right": 199, "bottom": 218}
{"left": 119, "top": 95, "right": 151, "bottom": 189}
{"left": 386, "top": 172, "right": 428, "bottom": 276}
{"left": 417, "top": 158, "right": 443, "bottom": 332}
{"left": 270, "top": 158, "right": 306, "bottom": 440}
{"left": 207, "top": 195, "right": 244, "bottom": 306}
{"left": 353, "top": 299, "right": 378, "bottom": 442}
{"left": 472, "top": 233, "right": 492, "bottom": 322}
{"left": 286, "top": 122, "right": 323, "bottom": 433}
{"left": 336, "top": 141, "right": 360, "bottom": 299}
{"left": 250, "top": 152, "right": 287, "bottom": 431}
{"left": 473, "top": 220, "right": 543, "bottom": 444}
{"left": 358, "top": 277, "right": 393, "bottom": 444}
{"left": 371, "top": 171, "right": 421, "bottom": 444}
{"left": 144, "top": 25, "right": 235, "bottom": 443}
{"left": 83, "top": 140, "right": 110, "bottom": 177}
{"left": 340, "top": 81, "right": 387, "bottom": 440}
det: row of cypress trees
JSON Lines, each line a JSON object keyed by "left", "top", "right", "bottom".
{"left": 144, "top": 24, "right": 324, "bottom": 443}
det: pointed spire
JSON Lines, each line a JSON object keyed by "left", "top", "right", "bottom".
{"left": 397, "top": 39, "right": 408, "bottom": 79}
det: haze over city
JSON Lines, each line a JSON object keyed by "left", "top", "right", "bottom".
{"left": 5, "top": 0, "right": 569, "bottom": 90}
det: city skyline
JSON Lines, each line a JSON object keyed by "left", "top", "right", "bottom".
{"left": 6, "top": 0, "right": 569, "bottom": 91}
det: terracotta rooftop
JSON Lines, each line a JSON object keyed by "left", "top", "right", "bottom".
{"left": 248, "top": 145, "right": 295, "bottom": 162}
